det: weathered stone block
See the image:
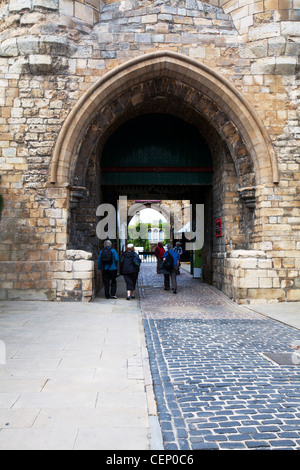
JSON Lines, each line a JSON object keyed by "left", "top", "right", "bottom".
{"left": 64, "top": 260, "right": 73, "bottom": 272}
{"left": 73, "top": 259, "right": 94, "bottom": 272}
{"left": 247, "top": 288, "right": 285, "bottom": 301}
{"left": 9, "top": 0, "right": 31, "bottom": 12}
{"left": 237, "top": 258, "right": 258, "bottom": 269}
{"left": 248, "top": 23, "right": 280, "bottom": 41}
{"left": 53, "top": 271, "right": 74, "bottom": 280}
{"left": 32, "top": 0, "right": 58, "bottom": 9}
{"left": 55, "top": 232, "right": 68, "bottom": 244}
{"left": 251, "top": 57, "right": 276, "bottom": 74}
{"left": 281, "top": 21, "right": 300, "bottom": 37}
{"left": 18, "top": 37, "right": 40, "bottom": 55}
{"left": 64, "top": 279, "right": 81, "bottom": 290}
{"left": 239, "top": 40, "right": 268, "bottom": 59}
{"left": 7, "top": 288, "right": 56, "bottom": 300}
{"left": 229, "top": 250, "right": 266, "bottom": 258}
{"left": 275, "top": 57, "right": 297, "bottom": 75}
{"left": 260, "top": 242, "right": 273, "bottom": 251}
{"left": 29, "top": 55, "right": 52, "bottom": 74}
{"left": 59, "top": 0, "right": 73, "bottom": 16}
{"left": 44, "top": 232, "right": 55, "bottom": 244}
{"left": 239, "top": 277, "right": 259, "bottom": 288}
{"left": 66, "top": 250, "right": 93, "bottom": 260}
{"left": 74, "top": 2, "right": 94, "bottom": 24}
{"left": 142, "top": 14, "right": 157, "bottom": 23}
{"left": 20, "top": 12, "right": 43, "bottom": 25}
{"left": 287, "top": 290, "right": 300, "bottom": 301}
{"left": 0, "top": 39, "right": 18, "bottom": 57}
{"left": 258, "top": 259, "right": 273, "bottom": 269}
{"left": 82, "top": 279, "right": 93, "bottom": 291}
{"left": 259, "top": 278, "right": 273, "bottom": 288}
{"left": 73, "top": 271, "right": 94, "bottom": 279}
{"left": 268, "top": 37, "right": 286, "bottom": 57}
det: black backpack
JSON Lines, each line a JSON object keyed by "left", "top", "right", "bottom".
{"left": 101, "top": 247, "right": 113, "bottom": 267}
{"left": 163, "top": 252, "right": 173, "bottom": 271}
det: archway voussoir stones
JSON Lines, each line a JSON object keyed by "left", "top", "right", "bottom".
{"left": 51, "top": 52, "right": 277, "bottom": 189}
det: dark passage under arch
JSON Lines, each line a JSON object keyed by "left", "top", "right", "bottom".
{"left": 100, "top": 114, "right": 213, "bottom": 186}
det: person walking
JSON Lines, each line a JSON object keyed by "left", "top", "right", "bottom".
{"left": 120, "top": 244, "right": 141, "bottom": 300}
{"left": 174, "top": 242, "right": 183, "bottom": 274}
{"left": 174, "top": 242, "right": 183, "bottom": 257}
{"left": 98, "top": 240, "right": 119, "bottom": 299}
{"left": 161, "top": 243, "right": 180, "bottom": 294}
{"left": 154, "top": 241, "right": 165, "bottom": 274}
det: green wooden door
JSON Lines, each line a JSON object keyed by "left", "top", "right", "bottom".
{"left": 101, "top": 114, "right": 213, "bottom": 185}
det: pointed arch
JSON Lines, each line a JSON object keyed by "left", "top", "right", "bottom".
{"left": 50, "top": 50, "right": 278, "bottom": 186}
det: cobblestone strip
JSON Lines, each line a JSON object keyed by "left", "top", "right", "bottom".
{"left": 144, "top": 318, "right": 191, "bottom": 450}
{"left": 139, "top": 264, "right": 300, "bottom": 450}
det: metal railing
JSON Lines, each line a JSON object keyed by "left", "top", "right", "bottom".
{"left": 138, "top": 252, "right": 156, "bottom": 263}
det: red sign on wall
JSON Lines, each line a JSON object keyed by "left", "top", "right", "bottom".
{"left": 215, "top": 218, "right": 222, "bottom": 237}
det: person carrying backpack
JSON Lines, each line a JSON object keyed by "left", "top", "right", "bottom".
{"left": 98, "top": 240, "right": 119, "bottom": 299}
{"left": 161, "top": 243, "right": 180, "bottom": 294}
{"left": 174, "top": 242, "right": 183, "bottom": 274}
{"left": 120, "top": 244, "right": 141, "bottom": 300}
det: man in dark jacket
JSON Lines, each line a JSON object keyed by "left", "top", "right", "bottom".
{"left": 120, "top": 244, "right": 141, "bottom": 300}
{"left": 162, "top": 243, "right": 180, "bottom": 294}
{"left": 98, "top": 240, "right": 119, "bottom": 299}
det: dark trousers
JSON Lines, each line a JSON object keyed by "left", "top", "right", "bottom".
{"left": 123, "top": 273, "right": 138, "bottom": 291}
{"left": 102, "top": 269, "right": 117, "bottom": 298}
{"left": 164, "top": 267, "right": 177, "bottom": 291}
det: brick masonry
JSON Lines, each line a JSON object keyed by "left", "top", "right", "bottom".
{"left": 0, "top": 0, "right": 299, "bottom": 302}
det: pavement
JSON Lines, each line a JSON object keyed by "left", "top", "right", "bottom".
{"left": 0, "top": 276, "right": 162, "bottom": 450}
{"left": 244, "top": 302, "right": 300, "bottom": 331}
{"left": 0, "top": 262, "right": 299, "bottom": 450}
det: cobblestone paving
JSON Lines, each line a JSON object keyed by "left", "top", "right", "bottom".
{"left": 138, "top": 263, "right": 300, "bottom": 450}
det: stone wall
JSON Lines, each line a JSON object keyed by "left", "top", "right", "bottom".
{"left": 55, "top": 249, "right": 95, "bottom": 301}
{"left": 222, "top": 247, "right": 299, "bottom": 304}
{"left": 0, "top": 0, "right": 299, "bottom": 302}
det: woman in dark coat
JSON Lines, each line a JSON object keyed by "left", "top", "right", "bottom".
{"left": 120, "top": 244, "right": 141, "bottom": 300}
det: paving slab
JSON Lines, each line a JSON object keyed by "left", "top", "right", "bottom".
{"left": 245, "top": 303, "right": 300, "bottom": 330}
{"left": 0, "top": 276, "right": 162, "bottom": 450}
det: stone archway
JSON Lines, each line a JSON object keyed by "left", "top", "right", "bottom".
{"left": 50, "top": 50, "right": 280, "bottom": 303}
{"left": 50, "top": 50, "right": 278, "bottom": 190}
{"left": 75, "top": 84, "right": 252, "bottom": 191}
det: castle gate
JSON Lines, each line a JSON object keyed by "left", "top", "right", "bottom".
{"left": 49, "top": 52, "right": 278, "bottom": 302}
{"left": 1, "top": 0, "right": 299, "bottom": 303}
